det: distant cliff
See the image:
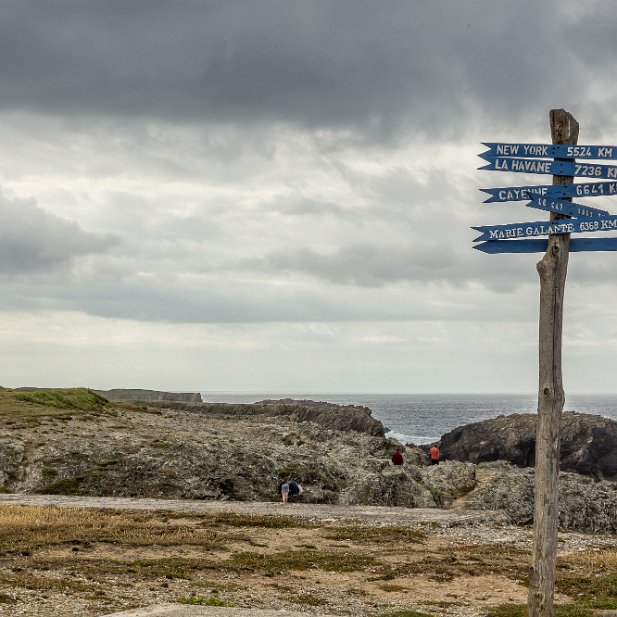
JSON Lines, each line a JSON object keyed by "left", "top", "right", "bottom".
{"left": 94, "top": 389, "right": 202, "bottom": 403}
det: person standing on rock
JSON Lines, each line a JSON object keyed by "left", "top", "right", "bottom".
{"left": 429, "top": 444, "right": 440, "bottom": 465}
{"left": 391, "top": 449, "right": 404, "bottom": 466}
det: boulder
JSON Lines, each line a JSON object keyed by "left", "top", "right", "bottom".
{"left": 340, "top": 466, "right": 437, "bottom": 508}
{"left": 462, "top": 461, "right": 617, "bottom": 533}
{"left": 438, "top": 411, "right": 617, "bottom": 480}
{"left": 419, "top": 461, "right": 477, "bottom": 508}
{"left": 0, "top": 438, "right": 24, "bottom": 487}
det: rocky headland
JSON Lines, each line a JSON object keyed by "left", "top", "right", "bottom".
{"left": 1, "top": 388, "right": 616, "bottom": 533}
{"left": 438, "top": 410, "right": 617, "bottom": 480}
{"left": 94, "top": 388, "right": 204, "bottom": 403}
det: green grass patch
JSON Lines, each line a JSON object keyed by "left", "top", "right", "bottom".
{"left": 209, "top": 512, "right": 316, "bottom": 529}
{"left": 0, "top": 571, "right": 94, "bottom": 594}
{"left": 83, "top": 557, "right": 214, "bottom": 580}
{"left": 228, "top": 549, "right": 377, "bottom": 574}
{"left": 378, "top": 583, "right": 407, "bottom": 592}
{"left": 325, "top": 525, "right": 426, "bottom": 544}
{"left": 16, "top": 388, "right": 108, "bottom": 412}
{"left": 556, "top": 572, "right": 617, "bottom": 610}
{"left": 486, "top": 605, "right": 595, "bottom": 617}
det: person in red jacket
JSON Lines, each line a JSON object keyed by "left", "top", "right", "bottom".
{"left": 391, "top": 449, "right": 404, "bottom": 466}
{"left": 429, "top": 444, "right": 440, "bottom": 465}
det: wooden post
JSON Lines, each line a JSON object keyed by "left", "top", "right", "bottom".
{"left": 528, "top": 109, "right": 579, "bottom": 617}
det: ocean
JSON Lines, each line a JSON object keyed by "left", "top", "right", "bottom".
{"left": 200, "top": 392, "right": 617, "bottom": 445}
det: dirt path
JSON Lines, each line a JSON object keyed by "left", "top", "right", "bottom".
{"left": 0, "top": 492, "right": 507, "bottom": 526}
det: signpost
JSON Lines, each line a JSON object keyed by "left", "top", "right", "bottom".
{"left": 480, "top": 156, "right": 617, "bottom": 179}
{"left": 473, "top": 214, "right": 617, "bottom": 242}
{"left": 474, "top": 109, "right": 617, "bottom": 617}
{"left": 480, "top": 180, "right": 617, "bottom": 202}
{"left": 480, "top": 142, "right": 617, "bottom": 160}
{"left": 525, "top": 195, "right": 608, "bottom": 219}
{"left": 474, "top": 237, "right": 617, "bottom": 254}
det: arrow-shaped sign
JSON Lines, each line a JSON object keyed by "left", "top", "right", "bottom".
{"left": 472, "top": 215, "right": 617, "bottom": 243}
{"left": 479, "top": 157, "right": 617, "bottom": 179}
{"left": 525, "top": 195, "right": 609, "bottom": 219}
{"left": 480, "top": 143, "right": 617, "bottom": 161}
{"left": 474, "top": 237, "right": 617, "bottom": 254}
{"left": 480, "top": 181, "right": 617, "bottom": 203}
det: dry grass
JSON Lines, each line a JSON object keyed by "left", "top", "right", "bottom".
{"left": 0, "top": 505, "right": 221, "bottom": 553}
{"left": 0, "top": 503, "right": 615, "bottom": 617}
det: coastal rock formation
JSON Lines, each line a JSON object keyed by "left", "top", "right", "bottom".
{"left": 1, "top": 389, "right": 617, "bottom": 532}
{"left": 261, "top": 398, "right": 386, "bottom": 437}
{"left": 462, "top": 461, "right": 617, "bottom": 534}
{"left": 94, "top": 389, "right": 203, "bottom": 403}
{"left": 340, "top": 466, "right": 437, "bottom": 508}
{"left": 146, "top": 398, "right": 386, "bottom": 437}
{"left": 419, "top": 461, "right": 477, "bottom": 508}
{"left": 439, "top": 411, "right": 617, "bottom": 480}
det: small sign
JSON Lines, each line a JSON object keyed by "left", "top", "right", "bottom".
{"left": 526, "top": 195, "right": 609, "bottom": 219}
{"left": 479, "top": 157, "right": 617, "bottom": 179}
{"left": 474, "top": 237, "right": 617, "bottom": 254}
{"left": 472, "top": 215, "right": 617, "bottom": 243}
{"left": 480, "top": 143, "right": 617, "bottom": 160}
{"left": 480, "top": 181, "right": 617, "bottom": 203}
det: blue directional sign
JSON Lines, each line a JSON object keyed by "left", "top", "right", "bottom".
{"left": 526, "top": 195, "right": 609, "bottom": 219}
{"left": 472, "top": 215, "right": 617, "bottom": 243}
{"left": 474, "top": 238, "right": 617, "bottom": 254}
{"left": 479, "top": 157, "right": 617, "bottom": 179}
{"left": 480, "top": 143, "right": 617, "bottom": 161}
{"left": 475, "top": 140, "right": 617, "bottom": 255}
{"left": 480, "top": 181, "right": 617, "bottom": 203}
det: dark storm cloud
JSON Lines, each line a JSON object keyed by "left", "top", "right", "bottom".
{"left": 0, "top": 193, "right": 118, "bottom": 275}
{"left": 0, "top": 1, "right": 609, "bottom": 138}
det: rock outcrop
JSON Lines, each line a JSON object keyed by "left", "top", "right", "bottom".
{"left": 1, "top": 389, "right": 617, "bottom": 532}
{"left": 438, "top": 411, "right": 617, "bottom": 480}
{"left": 461, "top": 461, "right": 617, "bottom": 534}
{"left": 146, "top": 398, "right": 386, "bottom": 437}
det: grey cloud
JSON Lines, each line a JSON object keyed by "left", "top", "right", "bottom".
{"left": 268, "top": 197, "right": 354, "bottom": 219}
{"left": 264, "top": 242, "right": 463, "bottom": 287}
{"left": 0, "top": 1, "right": 611, "bottom": 139}
{"left": 0, "top": 272, "right": 536, "bottom": 326}
{"left": 0, "top": 278, "right": 390, "bottom": 323}
{"left": 0, "top": 193, "right": 119, "bottom": 275}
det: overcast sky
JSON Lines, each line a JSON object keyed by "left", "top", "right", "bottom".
{"left": 2, "top": 0, "right": 617, "bottom": 395}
